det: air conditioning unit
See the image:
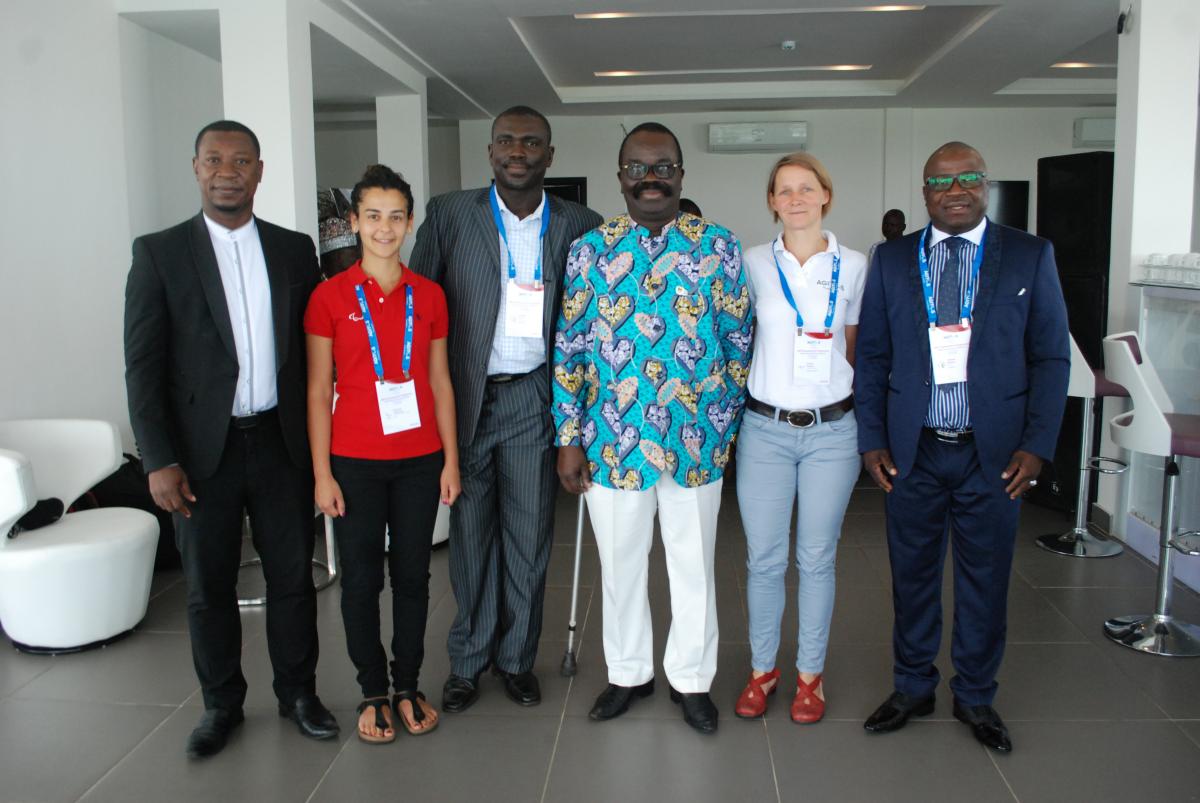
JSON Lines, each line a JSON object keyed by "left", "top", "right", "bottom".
{"left": 708, "top": 122, "right": 808, "bottom": 153}
{"left": 1073, "top": 117, "right": 1115, "bottom": 148}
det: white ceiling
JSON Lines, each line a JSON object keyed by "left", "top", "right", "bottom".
{"left": 129, "top": 1, "right": 1121, "bottom": 119}
{"left": 336, "top": 0, "right": 1119, "bottom": 118}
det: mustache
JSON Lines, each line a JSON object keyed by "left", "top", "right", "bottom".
{"left": 632, "top": 181, "right": 674, "bottom": 198}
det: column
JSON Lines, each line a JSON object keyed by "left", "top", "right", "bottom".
{"left": 218, "top": 0, "right": 317, "bottom": 240}
{"left": 376, "top": 92, "right": 429, "bottom": 261}
{"left": 1099, "top": 0, "right": 1200, "bottom": 529}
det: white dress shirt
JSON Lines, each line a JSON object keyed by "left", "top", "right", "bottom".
{"left": 203, "top": 214, "right": 278, "bottom": 416}
{"left": 742, "top": 231, "right": 867, "bottom": 410}
{"left": 488, "top": 187, "right": 548, "bottom": 375}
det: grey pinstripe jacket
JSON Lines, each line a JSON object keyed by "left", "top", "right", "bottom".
{"left": 409, "top": 187, "right": 603, "bottom": 445}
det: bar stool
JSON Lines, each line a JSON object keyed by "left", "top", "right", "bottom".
{"left": 1101, "top": 331, "right": 1200, "bottom": 657}
{"left": 238, "top": 510, "right": 339, "bottom": 608}
{"left": 1037, "top": 335, "right": 1128, "bottom": 557}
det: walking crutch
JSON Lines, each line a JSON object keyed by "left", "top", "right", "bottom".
{"left": 560, "top": 494, "right": 586, "bottom": 676}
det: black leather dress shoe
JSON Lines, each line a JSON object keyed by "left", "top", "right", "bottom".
{"left": 863, "top": 691, "right": 935, "bottom": 733}
{"left": 442, "top": 673, "right": 481, "bottom": 713}
{"left": 953, "top": 700, "right": 1012, "bottom": 752}
{"left": 669, "top": 687, "right": 718, "bottom": 734}
{"left": 186, "top": 708, "right": 244, "bottom": 759}
{"left": 588, "top": 680, "right": 655, "bottom": 721}
{"left": 278, "top": 694, "right": 340, "bottom": 740}
{"left": 492, "top": 667, "right": 542, "bottom": 706}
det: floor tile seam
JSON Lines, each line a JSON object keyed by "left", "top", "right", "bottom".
{"left": 147, "top": 576, "right": 183, "bottom": 600}
{"left": 1173, "top": 720, "right": 1200, "bottom": 750}
{"left": 984, "top": 740, "right": 1022, "bottom": 803}
{"left": 304, "top": 732, "right": 353, "bottom": 803}
{"left": 9, "top": 692, "right": 188, "bottom": 708}
{"left": 1036, "top": 590, "right": 1193, "bottom": 721}
{"left": 539, "top": 676, "right": 573, "bottom": 803}
{"left": 1028, "top": 584, "right": 1159, "bottom": 589}
{"left": 0, "top": 661, "right": 54, "bottom": 699}
{"left": 133, "top": 627, "right": 189, "bottom": 635}
{"left": 759, "top": 715, "right": 783, "bottom": 803}
{"left": 74, "top": 702, "right": 179, "bottom": 803}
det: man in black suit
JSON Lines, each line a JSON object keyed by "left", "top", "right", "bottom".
{"left": 124, "top": 120, "right": 338, "bottom": 758}
{"left": 409, "top": 106, "right": 602, "bottom": 712}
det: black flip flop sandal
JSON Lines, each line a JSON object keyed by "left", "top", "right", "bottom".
{"left": 392, "top": 690, "right": 438, "bottom": 736}
{"left": 356, "top": 697, "right": 396, "bottom": 744}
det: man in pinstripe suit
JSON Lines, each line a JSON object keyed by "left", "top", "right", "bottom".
{"left": 409, "top": 106, "right": 602, "bottom": 712}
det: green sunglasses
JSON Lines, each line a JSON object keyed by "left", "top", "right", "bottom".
{"left": 924, "top": 171, "right": 987, "bottom": 190}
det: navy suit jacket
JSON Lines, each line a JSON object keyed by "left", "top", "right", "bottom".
{"left": 854, "top": 220, "right": 1070, "bottom": 481}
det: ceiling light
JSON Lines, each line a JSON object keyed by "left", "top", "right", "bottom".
{"left": 576, "top": 6, "right": 924, "bottom": 20}
{"left": 1051, "top": 61, "right": 1116, "bottom": 69}
{"left": 595, "top": 65, "right": 871, "bottom": 77}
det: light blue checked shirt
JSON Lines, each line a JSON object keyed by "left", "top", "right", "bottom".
{"left": 488, "top": 187, "right": 548, "bottom": 374}
{"left": 924, "top": 218, "right": 987, "bottom": 431}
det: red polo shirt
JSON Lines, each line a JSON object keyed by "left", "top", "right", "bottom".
{"left": 304, "top": 262, "right": 449, "bottom": 460}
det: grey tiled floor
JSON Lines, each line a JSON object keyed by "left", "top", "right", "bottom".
{"left": 3, "top": 481, "right": 1200, "bottom": 803}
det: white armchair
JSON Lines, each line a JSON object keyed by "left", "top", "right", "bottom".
{"left": 0, "top": 420, "right": 158, "bottom": 653}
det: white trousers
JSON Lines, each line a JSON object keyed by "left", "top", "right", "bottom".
{"left": 586, "top": 474, "right": 723, "bottom": 693}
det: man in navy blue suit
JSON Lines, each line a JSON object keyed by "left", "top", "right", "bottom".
{"left": 854, "top": 142, "right": 1069, "bottom": 753}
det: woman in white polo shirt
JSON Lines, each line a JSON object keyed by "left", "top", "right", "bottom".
{"left": 734, "top": 152, "right": 867, "bottom": 724}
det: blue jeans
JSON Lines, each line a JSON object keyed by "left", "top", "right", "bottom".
{"left": 736, "top": 409, "right": 860, "bottom": 674}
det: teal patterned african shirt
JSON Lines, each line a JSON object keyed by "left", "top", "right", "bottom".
{"left": 551, "top": 212, "right": 753, "bottom": 490}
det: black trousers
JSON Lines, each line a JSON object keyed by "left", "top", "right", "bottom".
{"left": 174, "top": 412, "right": 318, "bottom": 711}
{"left": 331, "top": 450, "right": 442, "bottom": 697}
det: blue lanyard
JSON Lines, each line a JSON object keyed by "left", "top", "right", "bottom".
{"left": 354, "top": 281, "right": 413, "bottom": 381}
{"left": 917, "top": 224, "right": 986, "bottom": 326}
{"left": 490, "top": 186, "right": 550, "bottom": 285}
{"left": 772, "top": 242, "right": 841, "bottom": 334}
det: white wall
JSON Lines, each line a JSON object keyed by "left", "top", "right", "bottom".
{"left": 0, "top": 1, "right": 136, "bottom": 444}
{"left": 427, "top": 120, "right": 461, "bottom": 202}
{"left": 119, "top": 18, "right": 223, "bottom": 238}
{"left": 315, "top": 125, "right": 378, "bottom": 189}
{"left": 314, "top": 120, "right": 461, "bottom": 221}
{"left": 460, "top": 106, "right": 1114, "bottom": 255}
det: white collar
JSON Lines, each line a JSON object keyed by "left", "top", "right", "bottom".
{"left": 203, "top": 213, "right": 257, "bottom": 239}
{"left": 493, "top": 186, "right": 545, "bottom": 223}
{"left": 772, "top": 229, "right": 840, "bottom": 263}
{"left": 928, "top": 217, "right": 987, "bottom": 247}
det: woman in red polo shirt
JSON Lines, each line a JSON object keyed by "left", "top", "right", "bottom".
{"left": 305, "top": 164, "right": 459, "bottom": 744}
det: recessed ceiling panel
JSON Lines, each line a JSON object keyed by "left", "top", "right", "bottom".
{"left": 515, "top": 7, "right": 984, "bottom": 86}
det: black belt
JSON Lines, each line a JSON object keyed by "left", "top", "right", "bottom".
{"left": 746, "top": 396, "right": 853, "bottom": 429}
{"left": 231, "top": 408, "right": 276, "bottom": 430}
{"left": 487, "top": 365, "right": 543, "bottom": 385}
{"left": 924, "top": 427, "right": 974, "bottom": 445}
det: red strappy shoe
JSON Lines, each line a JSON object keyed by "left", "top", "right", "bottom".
{"left": 791, "top": 674, "right": 825, "bottom": 724}
{"left": 734, "top": 668, "right": 780, "bottom": 719}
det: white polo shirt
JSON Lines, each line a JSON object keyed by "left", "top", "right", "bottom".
{"left": 742, "top": 230, "right": 867, "bottom": 410}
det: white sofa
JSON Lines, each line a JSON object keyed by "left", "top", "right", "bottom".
{"left": 0, "top": 420, "right": 158, "bottom": 653}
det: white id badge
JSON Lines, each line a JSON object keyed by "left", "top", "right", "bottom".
{"left": 375, "top": 380, "right": 421, "bottom": 434}
{"left": 928, "top": 325, "right": 971, "bottom": 385}
{"left": 793, "top": 331, "right": 834, "bottom": 385}
{"left": 504, "top": 280, "right": 544, "bottom": 338}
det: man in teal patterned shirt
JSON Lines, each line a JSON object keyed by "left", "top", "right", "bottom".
{"left": 553, "top": 123, "right": 752, "bottom": 734}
